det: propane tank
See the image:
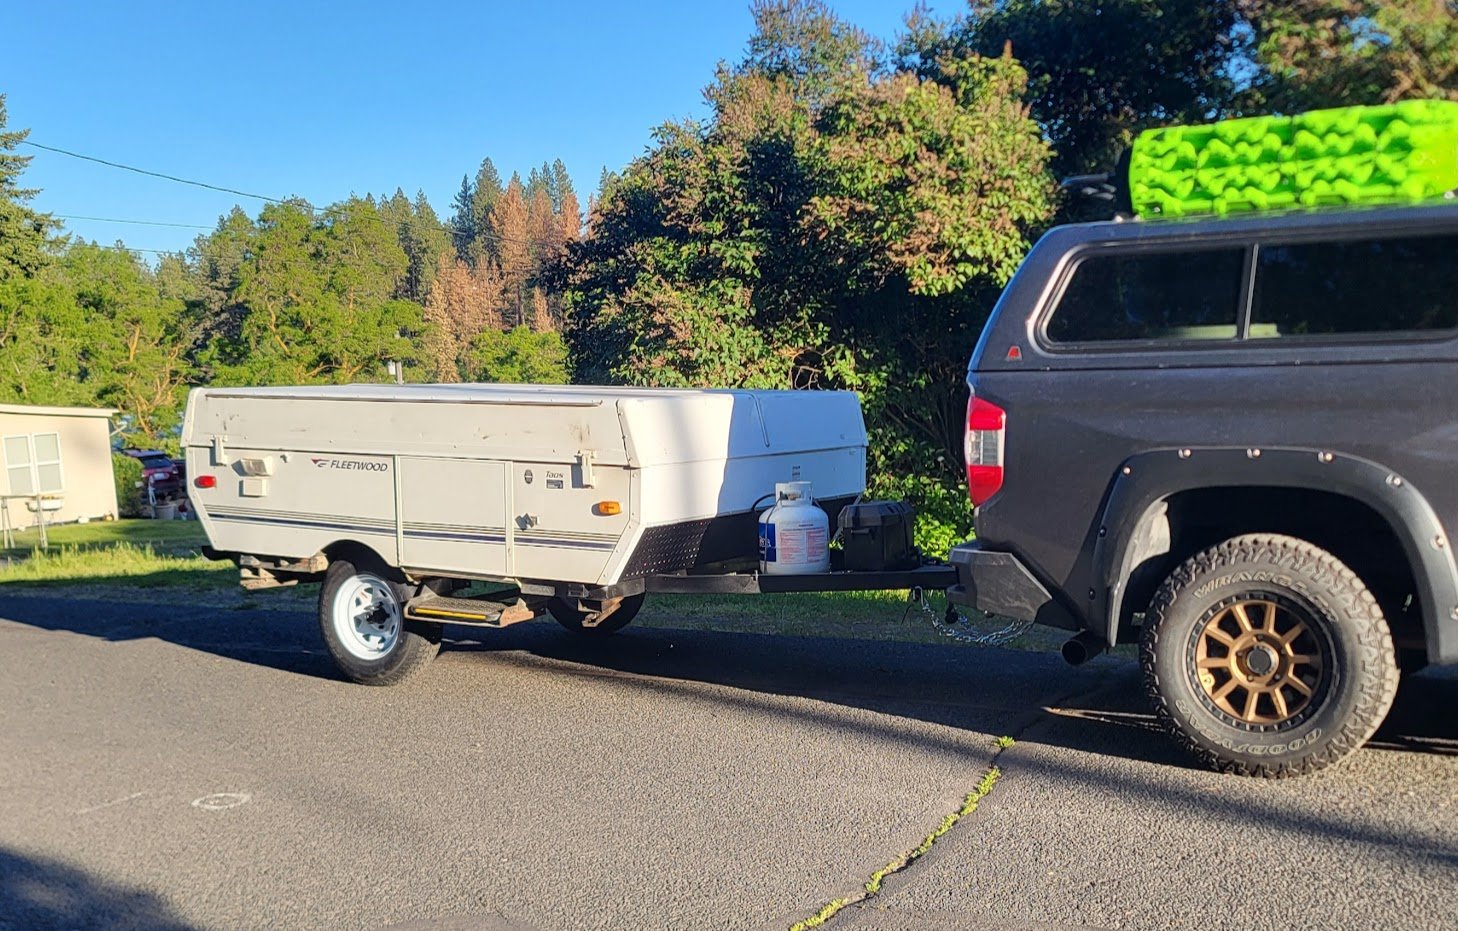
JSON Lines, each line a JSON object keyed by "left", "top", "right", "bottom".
{"left": 759, "top": 481, "right": 830, "bottom": 575}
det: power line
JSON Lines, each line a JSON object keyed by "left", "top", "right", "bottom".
{"left": 26, "top": 140, "right": 549, "bottom": 247}
{"left": 55, "top": 214, "right": 213, "bottom": 230}
{"left": 22, "top": 140, "right": 287, "bottom": 204}
{"left": 80, "top": 243, "right": 185, "bottom": 257}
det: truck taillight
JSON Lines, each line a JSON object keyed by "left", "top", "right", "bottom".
{"left": 965, "top": 397, "right": 1006, "bottom": 507}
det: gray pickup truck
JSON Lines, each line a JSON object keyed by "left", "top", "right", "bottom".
{"left": 948, "top": 201, "right": 1458, "bottom": 777}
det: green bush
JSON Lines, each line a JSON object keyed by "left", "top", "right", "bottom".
{"left": 470, "top": 326, "right": 569, "bottom": 384}
{"left": 112, "top": 453, "right": 145, "bottom": 518}
{"left": 868, "top": 471, "right": 974, "bottom": 560}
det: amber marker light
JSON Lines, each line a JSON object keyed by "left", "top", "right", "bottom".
{"left": 595, "top": 501, "right": 622, "bottom": 516}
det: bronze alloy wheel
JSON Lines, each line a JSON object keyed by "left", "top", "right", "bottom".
{"left": 1145, "top": 535, "right": 1398, "bottom": 776}
{"left": 1192, "top": 596, "right": 1328, "bottom": 727}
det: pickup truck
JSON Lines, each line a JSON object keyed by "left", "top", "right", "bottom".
{"left": 947, "top": 197, "right": 1458, "bottom": 777}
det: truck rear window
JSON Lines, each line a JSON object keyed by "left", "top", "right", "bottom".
{"left": 1251, "top": 234, "right": 1458, "bottom": 337}
{"left": 1046, "top": 248, "right": 1245, "bottom": 343}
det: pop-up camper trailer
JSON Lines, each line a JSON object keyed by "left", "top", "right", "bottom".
{"left": 182, "top": 384, "right": 940, "bottom": 684}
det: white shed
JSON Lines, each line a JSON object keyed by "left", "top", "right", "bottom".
{"left": 0, "top": 403, "right": 119, "bottom": 530}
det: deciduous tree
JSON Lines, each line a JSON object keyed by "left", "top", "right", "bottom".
{"left": 1244, "top": 0, "right": 1458, "bottom": 110}
{"left": 943, "top": 0, "right": 1247, "bottom": 176}
{"left": 561, "top": 0, "right": 1054, "bottom": 549}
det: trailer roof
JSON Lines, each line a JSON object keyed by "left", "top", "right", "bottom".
{"left": 186, "top": 383, "right": 866, "bottom": 471}
{"left": 196, "top": 384, "right": 832, "bottom": 405}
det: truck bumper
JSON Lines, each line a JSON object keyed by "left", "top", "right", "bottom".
{"left": 947, "top": 541, "right": 1074, "bottom": 628}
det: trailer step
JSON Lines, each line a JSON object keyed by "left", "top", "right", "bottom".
{"left": 404, "top": 593, "right": 539, "bottom": 627}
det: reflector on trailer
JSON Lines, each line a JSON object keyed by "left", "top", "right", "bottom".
{"left": 1127, "top": 100, "right": 1458, "bottom": 219}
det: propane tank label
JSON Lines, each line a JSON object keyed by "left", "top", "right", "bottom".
{"left": 777, "top": 525, "right": 827, "bottom": 564}
{"left": 764, "top": 524, "right": 827, "bottom": 566}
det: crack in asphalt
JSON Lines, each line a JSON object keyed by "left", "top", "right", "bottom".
{"left": 787, "top": 760, "right": 1006, "bottom": 931}
{"left": 783, "top": 674, "right": 1123, "bottom": 930}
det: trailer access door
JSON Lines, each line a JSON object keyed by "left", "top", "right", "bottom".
{"left": 398, "top": 457, "right": 509, "bottom": 577}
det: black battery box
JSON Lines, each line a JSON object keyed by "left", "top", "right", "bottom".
{"left": 837, "top": 500, "right": 917, "bottom": 571}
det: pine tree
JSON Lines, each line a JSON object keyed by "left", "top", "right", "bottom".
{"left": 449, "top": 174, "right": 474, "bottom": 261}
{"left": 527, "top": 184, "right": 558, "bottom": 268}
{"left": 405, "top": 190, "right": 452, "bottom": 302}
{"left": 0, "top": 95, "right": 60, "bottom": 281}
{"left": 491, "top": 175, "right": 532, "bottom": 328}
{"left": 559, "top": 189, "right": 583, "bottom": 244}
{"left": 470, "top": 158, "right": 504, "bottom": 267}
{"left": 549, "top": 159, "right": 575, "bottom": 213}
{"left": 379, "top": 188, "right": 415, "bottom": 299}
{"left": 530, "top": 286, "right": 554, "bottom": 332}
{"left": 188, "top": 206, "right": 256, "bottom": 344}
{"left": 525, "top": 162, "right": 551, "bottom": 207}
{"left": 421, "top": 255, "right": 503, "bottom": 381}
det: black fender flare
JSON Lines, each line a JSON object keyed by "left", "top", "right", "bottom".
{"left": 1091, "top": 447, "right": 1458, "bottom": 662}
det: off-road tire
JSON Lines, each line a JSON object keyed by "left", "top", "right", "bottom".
{"left": 319, "top": 557, "right": 442, "bottom": 685}
{"left": 548, "top": 593, "right": 645, "bottom": 636}
{"left": 1141, "top": 534, "right": 1398, "bottom": 778}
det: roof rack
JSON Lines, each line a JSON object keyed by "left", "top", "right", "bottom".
{"left": 1058, "top": 173, "right": 1117, "bottom": 202}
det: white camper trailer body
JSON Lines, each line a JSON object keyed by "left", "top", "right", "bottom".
{"left": 182, "top": 384, "right": 867, "bottom": 590}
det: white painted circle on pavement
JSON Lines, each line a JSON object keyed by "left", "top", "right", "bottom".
{"left": 191, "top": 792, "right": 251, "bottom": 811}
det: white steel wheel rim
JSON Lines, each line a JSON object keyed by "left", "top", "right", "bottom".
{"left": 332, "top": 572, "right": 402, "bottom": 660}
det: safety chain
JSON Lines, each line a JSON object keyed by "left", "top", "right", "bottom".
{"left": 905, "top": 585, "right": 1034, "bottom": 647}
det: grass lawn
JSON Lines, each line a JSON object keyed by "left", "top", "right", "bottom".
{"left": 1, "top": 519, "right": 211, "bottom": 559}
{"left": 0, "top": 518, "right": 1066, "bottom": 650}
{"left": 0, "top": 519, "right": 241, "bottom": 602}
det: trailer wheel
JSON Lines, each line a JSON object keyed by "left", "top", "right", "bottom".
{"left": 1141, "top": 534, "right": 1398, "bottom": 778}
{"left": 319, "top": 558, "right": 441, "bottom": 685}
{"left": 548, "top": 593, "right": 645, "bottom": 636}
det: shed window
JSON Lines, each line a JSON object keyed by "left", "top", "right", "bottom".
{"left": 3, "top": 433, "right": 64, "bottom": 496}
{"left": 1046, "top": 248, "right": 1246, "bottom": 343}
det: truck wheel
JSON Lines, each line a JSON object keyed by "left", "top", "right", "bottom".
{"left": 319, "top": 558, "right": 442, "bottom": 685}
{"left": 1141, "top": 534, "right": 1397, "bottom": 778}
{"left": 548, "top": 593, "right": 645, "bottom": 636}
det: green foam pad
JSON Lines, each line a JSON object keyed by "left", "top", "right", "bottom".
{"left": 1128, "top": 100, "right": 1458, "bottom": 218}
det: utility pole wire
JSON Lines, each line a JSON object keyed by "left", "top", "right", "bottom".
{"left": 22, "top": 140, "right": 286, "bottom": 204}
{"left": 26, "top": 140, "right": 552, "bottom": 248}
{"left": 55, "top": 214, "right": 214, "bottom": 230}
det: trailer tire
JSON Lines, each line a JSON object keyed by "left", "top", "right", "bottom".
{"left": 549, "top": 593, "right": 645, "bottom": 636}
{"left": 319, "top": 557, "right": 441, "bottom": 685}
{"left": 1141, "top": 534, "right": 1398, "bottom": 778}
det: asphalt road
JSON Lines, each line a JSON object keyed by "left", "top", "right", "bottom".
{"left": 2, "top": 592, "right": 1456, "bottom": 931}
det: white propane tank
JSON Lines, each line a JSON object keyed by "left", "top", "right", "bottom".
{"left": 759, "top": 481, "right": 830, "bottom": 575}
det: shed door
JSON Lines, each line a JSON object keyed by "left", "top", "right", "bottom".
{"left": 398, "top": 457, "right": 508, "bottom": 576}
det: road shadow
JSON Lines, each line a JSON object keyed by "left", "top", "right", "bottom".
{"left": 0, "top": 592, "right": 336, "bottom": 679}
{"left": 0, "top": 845, "right": 198, "bottom": 931}
{"left": 1371, "top": 668, "right": 1458, "bottom": 756}
{"left": 1025, "top": 654, "right": 1458, "bottom": 764}
{"left": 4, "top": 591, "right": 1458, "bottom": 771}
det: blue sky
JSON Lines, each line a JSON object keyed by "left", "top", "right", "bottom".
{"left": 5, "top": 1, "right": 940, "bottom": 256}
